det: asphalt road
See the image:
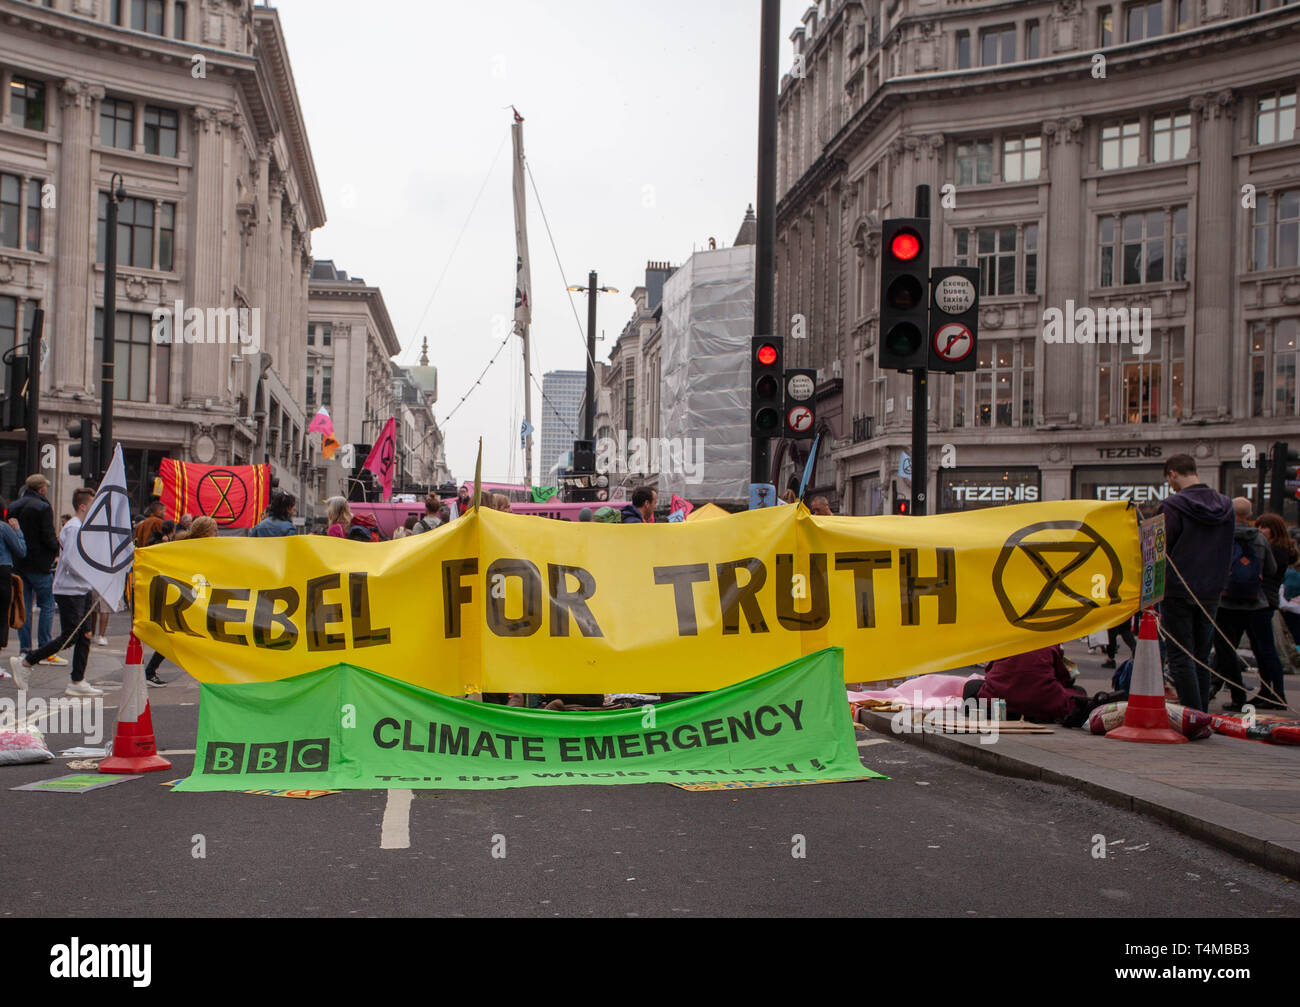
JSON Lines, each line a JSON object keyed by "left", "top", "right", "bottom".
{"left": 3, "top": 697, "right": 1298, "bottom": 918}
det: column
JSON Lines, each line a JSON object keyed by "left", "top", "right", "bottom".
{"left": 53, "top": 79, "right": 103, "bottom": 392}
{"left": 1041, "top": 115, "right": 1084, "bottom": 425}
{"left": 185, "top": 106, "right": 225, "bottom": 399}
{"left": 1189, "top": 89, "right": 1235, "bottom": 419}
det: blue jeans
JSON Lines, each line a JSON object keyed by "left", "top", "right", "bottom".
{"left": 1163, "top": 596, "right": 1218, "bottom": 712}
{"left": 18, "top": 571, "right": 54, "bottom": 651}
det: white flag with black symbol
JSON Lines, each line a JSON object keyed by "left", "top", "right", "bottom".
{"left": 70, "top": 443, "right": 134, "bottom": 610}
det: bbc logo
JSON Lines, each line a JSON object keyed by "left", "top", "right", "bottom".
{"left": 203, "top": 739, "right": 330, "bottom": 774}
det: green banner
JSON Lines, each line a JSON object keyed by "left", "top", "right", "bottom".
{"left": 174, "top": 647, "right": 878, "bottom": 791}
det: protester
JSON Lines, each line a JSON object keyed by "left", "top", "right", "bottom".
{"left": 620, "top": 486, "right": 656, "bottom": 523}
{"left": 780, "top": 488, "right": 797, "bottom": 505}
{"left": 134, "top": 500, "right": 165, "bottom": 547}
{"left": 9, "top": 488, "right": 100, "bottom": 696}
{"left": 93, "top": 593, "right": 112, "bottom": 647}
{"left": 1213, "top": 498, "right": 1285, "bottom": 710}
{"left": 809, "top": 496, "right": 834, "bottom": 516}
{"left": 1257, "top": 513, "right": 1299, "bottom": 674}
{"left": 1280, "top": 551, "right": 1300, "bottom": 657}
{"left": 326, "top": 496, "right": 353, "bottom": 537}
{"left": 489, "top": 493, "right": 512, "bottom": 513}
{"left": 148, "top": 519, "right": 177, "bottom": 546}
{"left": 143, "top": 516, "right": 218, "bottom": 685}
{"left": 392, "top": 515, "right": 419, "bottom": 540}
{"left": 456, "top": 485, "right": 471, "bottom": 516}
{"left": 0, "top": 499, "right": 25, "bottom": 653}
{"left": 248, "top": 489, "right": 297, "bottom": 537}
{"left": 593, "top": 506, "right": 622, "bottom": 523}
{"left": 412, "top": 492, "right": 443, "bottom": 534}
{"left": 437, "top": 505, "right": 450, "bottom": 525}
{"left": 578, "top": 507, "right": 593, "bottom": 522}
{"left": 1157, "top": 454, "right": 1234, "bottom": 712}
{"left": 976, "top": 644, "right": 1093, "bottom": 727}
{"left": 9, "top": 474, "right": 62, "bottom": 661}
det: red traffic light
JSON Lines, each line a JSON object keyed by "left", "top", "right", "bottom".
{"left": 889, "top": 230, "right": 922, "bottom": 261}
{"left": 756, "top": 343, "right": 778, "bottom": 366}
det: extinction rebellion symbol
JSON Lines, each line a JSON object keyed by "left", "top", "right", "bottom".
{"left": 991, "top": 520, "right": 1123, "bottom": 632}
{"left": 196, "top": 468, "right": 248, "bottom": 525}
{"left": 77, "top": 483, "right": 134, "bottom": 575}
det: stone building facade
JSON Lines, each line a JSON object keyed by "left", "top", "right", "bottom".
{"left": 777, "top": 0, "right": 1300, "bottom": 520}
{"left": 0, "top": 0, "right": 322, "bottom": 511}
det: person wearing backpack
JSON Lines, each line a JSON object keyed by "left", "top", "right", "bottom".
{"left": 1158, "top": 455, "right": 1235, "bottom": 712}
{"left": 411, "top": 492, "right": 443, "bottom": 535}
{"left": 1212, "top": 498, "right": 1284, "bottom": 711}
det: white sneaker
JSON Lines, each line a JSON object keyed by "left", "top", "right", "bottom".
{"left": 9, "top": 655, "right": 30, "bottom": 690}
{"left": 65, "top": 680, "right": 103, "bottom": 697}
{"left": 95, "top": 636, "right": 109, "bottom": 647}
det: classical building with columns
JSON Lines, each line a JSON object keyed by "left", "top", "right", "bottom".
{"left": 0, "top": 0, "right": 321, "bottom": 512}
{"left": 777, "top": 0, "right": 1299, "bottom": 520}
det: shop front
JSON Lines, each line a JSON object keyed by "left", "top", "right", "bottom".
{"left": 937, "top": 467, "right": 1041, "bottom": 513}
{"left": 1071, "top": 464, "right": 1171, "bottom": 506}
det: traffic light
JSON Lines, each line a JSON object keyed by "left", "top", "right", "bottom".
{"left": 751, "top": 336, "right": 784, "bottom": 438}
{"left": 927, "top": 265, "right": 979, "bottom": 373}
{"left": 2, "top": 355, "right": 28, "bottom": 431}
{"left": 1270, "top": 441, "right": 1300, "bottom": 515}
{"left": 879, "top": 217, "right": 931, "bottom": 371}
{"left": 783, "top": 367, "right": 816, "bottom": 440}
{"left": 892, "top": 495, "right": 910, "bottom": 515}
{"left": 67, "top": 419, "right": 98, "bottom": 481}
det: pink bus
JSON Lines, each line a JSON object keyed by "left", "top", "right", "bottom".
{"left": 350, "top": 484, "right": 598, "bottom": 536}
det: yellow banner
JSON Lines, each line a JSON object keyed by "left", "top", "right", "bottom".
{"left": 133, "top": 501, "right": 1140, "bottom": 694}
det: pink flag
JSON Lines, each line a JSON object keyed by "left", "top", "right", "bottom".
{"left": 363, "top": 417, "right": 398, "bottom": 501}
{"left": 670, "top": 494, "right": 694, "bottom": 519}
{"left": 307, "top": 408, "right": 334, "bottom": 436}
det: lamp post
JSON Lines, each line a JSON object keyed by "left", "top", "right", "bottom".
{"left": 101, "top": 173, "right": 127, "bottom": 481}
{"left": 567, "top": 271, "right": 618, "bottom": 444}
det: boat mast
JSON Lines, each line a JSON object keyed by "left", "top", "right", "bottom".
{"left": 511, "top": 108, "right": 534, "bottom": 486}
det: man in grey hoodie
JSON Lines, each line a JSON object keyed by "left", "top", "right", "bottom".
{"left": 1158, "top": 455, "right": 1234, "bottom": 712}
{"left": 1212, "top": 498, "right": 1285, "bottom": 711}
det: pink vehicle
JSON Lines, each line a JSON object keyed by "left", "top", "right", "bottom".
{"left": 350, "top": 483, "right": 596, "bottom": 536}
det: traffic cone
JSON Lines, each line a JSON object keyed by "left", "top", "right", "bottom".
{"left": 1106, "top": 610, "right": 1187, "bottom": 745}
{"left": 99, "top": 633, "right": 172, "bottom": 773}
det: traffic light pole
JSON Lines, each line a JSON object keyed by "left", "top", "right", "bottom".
{"left": 25, "top": 308, "right": 41, "bottom": 478}
{"left": 911, "top": 184, "right": 930, "bottom": 515}
{"left": 752, "top": 0, "right": 778, "bottom": 485}
{"left": 100, "top": 174, "right": 126, "bottom": 485}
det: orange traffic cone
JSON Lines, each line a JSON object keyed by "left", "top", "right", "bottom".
{"left": 1106, "top": 610, "right": 1186, "bottom": 745}
{"left": 99, "top": 633, "right": 173, "bottom": 773}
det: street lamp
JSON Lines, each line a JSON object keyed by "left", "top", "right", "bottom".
{"left": 567, "top": 270, "right": 618, "bottom": 444}
{"left": 100, "top": 172, "right": 127, "bottom": 482}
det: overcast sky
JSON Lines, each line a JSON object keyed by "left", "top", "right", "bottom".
{"left": 274, "top": 0, "right": 806, "bottom": 484}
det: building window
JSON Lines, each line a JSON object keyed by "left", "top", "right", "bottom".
{"left": 100, "top": 98, "right": 134, "bottom": 149}
{"left": 307, "top": 322, "right": 332, "bottom": 346}
{"left": 9, "top": 77, "right": 45, "bottom": 132}
{"left": 307, "top": 370, "right": 315, "bottom": 407}
{"left": 1252, "top": 189, "right": 1299, "bottom": 271}
{"left": 1022, "top": 341, "right": 1036, "bottom": 425}
{"left": 26, "top": 178, "right": 42, "bottom": 252}
{"left": 1151, "top": 112, "right": 1191, "bottom": 162}
{"left": 131, "top": 0, "right": 164, "bottom": 35}
{"left": 174, "top": 0, "right": 187, "bottom": 38}
{"left": 956, "top": 139, "right": 993, "bottom": 185}
{"left": 956, "top": 30, "right": 970, "bottom": 69}
{"left": 957, "top": 227, "right": 1035, "bottom": 296}
{"left": 94, "top": 309, "right": 155, "bottom": 402}
{"left": 143, "top": 106, "right": 178, "bottom": 158}
{"left": 0, "top": 175, "right": 18, "bottom": 249}
{"left": 1001, "top": 134, "right": 1041, "bottom": 181}
{"left": 1024, "top": 223, "right": 1039, "bottom": 294}
{"left": 1256, "top": 90, "right": 1297, "bottom": 145}
{"left": 981, "top": 25, "right": 1016, "bottom": 66}
{"left": 1098, "top": 331, "right": 1183, "bottom": 424}
{"left": 1099, "top": 208, "right": 1188, "bottom": 286}
{"left": 1026, "top": 21, "right": 1040, "bottom": 59}
{"left": 98, "top": 194, "right": 175, "bottom": 271}
{"left": 1275, "top": 319, "right": 1298, "bottom": 417}
{"left": 1176, "top": 0, "right": 1191, "bottom": 29}
{"left": 1125, "top": 0, "right": 1163, "bottom": 41}
{"left": 1099, "top": 5, "right": 1114, "bottom": 45}
{"left": 975, "top": 340, "right": 1014, "bottom": 427}
{"left": 1101, "top": 119, "right": 1140, "bottom": 169}
{"left": 624, "top": 377, "right": 635, "bottom": 434}
{"left": 0, "top": 297, "right": 17, "bottom": 359}
{"left": 321, "top": 366, "right": 332, "bottom": 407}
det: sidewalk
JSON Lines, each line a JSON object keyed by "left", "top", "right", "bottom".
{"left": 858, "top": 640, "right": 1300, "bottom": 877}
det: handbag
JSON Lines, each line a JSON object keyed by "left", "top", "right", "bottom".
{"left": 9, "top": 572, "right": 26, "bottom": 630}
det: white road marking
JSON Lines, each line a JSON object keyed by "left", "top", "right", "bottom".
{"left": 856, "top": 738, "right": 891, "bottom": 747}
{"left": 381, "top": 789, "right": 414, "bottom": 850}
{"left": 157, "top": 749, "right": 196, "bottom": 755}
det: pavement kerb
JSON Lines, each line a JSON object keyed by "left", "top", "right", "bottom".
{"left": 857, "top": 708, "right": 1300, "bottom": 879}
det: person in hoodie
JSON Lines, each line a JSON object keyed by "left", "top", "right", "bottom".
{"left": 1212, "top": 498, "right": 1284, "bottom": 710}
{"left": 620, "top": 486, "right": 657, "bottom": 524}
{"left": 1157, "top": 454, "right": 1234, "bottom": 712}
{"left": 247, "top": 489, "right": 297, "bottom": 537}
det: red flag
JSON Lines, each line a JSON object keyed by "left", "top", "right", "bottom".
{"left": 158, "top": 459, "right": 270, "bottom": 529}
{"left": 364, "top": 417, "right": 398, "bottom": 501}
